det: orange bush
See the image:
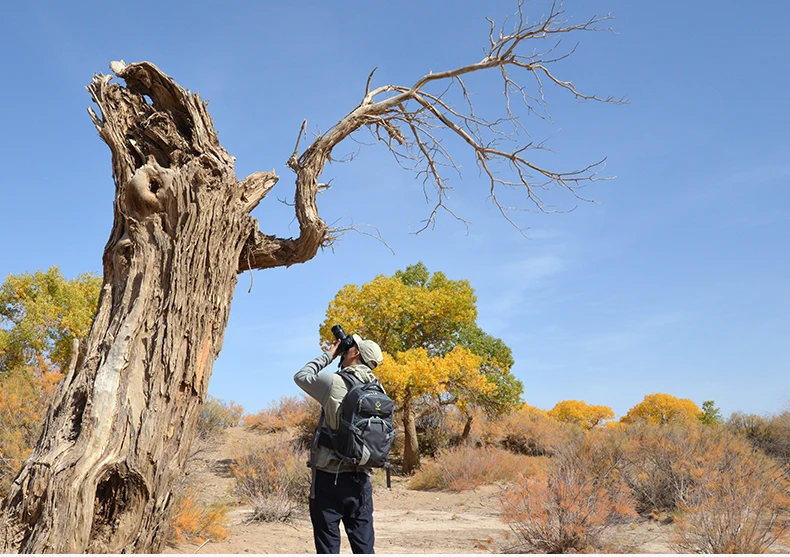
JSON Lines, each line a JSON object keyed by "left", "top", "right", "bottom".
{"left": 672, "top": 435, "right": 790, "bottom": 553}
{"left": 728, "top": 410, "right": 790, "bottom": 463}
{"left": 500, "top": 432, "right": 635, "bottom": 553}
{"left": 0, "top": 365, "right": 62, "bottom": 496}
{"left": 409, "top": 445, "right": 546, "bottom": 491}
{"left": 169, "top": 483, "right": 229, "bottom": 545}
{"left": 620, "top": 423, "right": 734, "bottom": 515}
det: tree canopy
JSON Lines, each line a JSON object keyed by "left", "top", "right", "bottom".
{"left": 321, "top": 262, "right": 477, "bottom": 355}
{"left": 0, "top": 266, "right": 101, "bottom": 374}
{"left": 548, "top": 399, "right": 615, "bottom": 429}
{"left": 699, "top": 400, "right": 724, "bottom": 426}
{"left": 620, "top": 393, "right": 702, "bottom": 426}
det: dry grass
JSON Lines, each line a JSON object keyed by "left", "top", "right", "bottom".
{"left": 409, "top": 445, "right": 545, "bottom": 492}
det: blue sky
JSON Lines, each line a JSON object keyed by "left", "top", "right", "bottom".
{"left": 1, "top": 0, "right": 787, "bottom": 420}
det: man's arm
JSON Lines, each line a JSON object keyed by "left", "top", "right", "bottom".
{"left": 293, "top": 340, "right": 342, "bottom": 405}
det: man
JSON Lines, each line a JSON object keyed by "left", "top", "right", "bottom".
{"left": 294, "top": 333, "right": 384, "bottom": 554}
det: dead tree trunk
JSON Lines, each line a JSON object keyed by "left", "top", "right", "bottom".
{"left": 0, "top": 5, "right": 618, "bottom": 551}
{"left": 0, "top": 61, "right": 324, "bottom": 553}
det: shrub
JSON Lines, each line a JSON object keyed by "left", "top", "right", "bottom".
{"left": 484, "top": 405, "right": 578, "bottom": 457}
{"left": 168, "top": 483, "right": 229, "bottom": 545}
{"left": 244, "top": 396, "right": 319, "bottom": 444}
{"left": 416, "top": 410, "right": 451, "bottom": 458}
{"left": 229, "top": 435, "right": 310, "bottom": 522}
{"left": 672, "top": 436, "right": 790, "bottom": 553}
{"left": 728, "top": 410, "right": 790, "bottom": 463}
{"left": 620, "top": 422, "right": 789, "bottom": 521}
{"left": 619, "top": 423, "right": 700, "bottom": 515}
{"left": 409, "top": 445, "right": 544, "bottom": 491}
{"left": 500, "top": 432, "right": 635, "bottom": 553}
{"left": 195, "top": 395, "right": 244, "bottom": 441}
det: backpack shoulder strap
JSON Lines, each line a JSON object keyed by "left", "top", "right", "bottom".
{"left": 336, "top": 369, "right": 362, "bottom": 387}
{"left": 335, "top": 370, "right": 369, "bottom": 427}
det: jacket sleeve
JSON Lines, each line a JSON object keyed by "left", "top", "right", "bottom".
{"left": 293, "top": 352, "right": 336, "bottom": 405}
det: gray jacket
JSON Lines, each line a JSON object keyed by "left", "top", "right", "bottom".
{"left": 294, "top": 352, "right": 377, "bottom": 473}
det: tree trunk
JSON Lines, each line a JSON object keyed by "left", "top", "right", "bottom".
{"left": 401, "top": 395, "right": 420, "bottom": 474}
{"left": 0, "top": 61, "right": 324, "bottom": 553}
{"left": 461, "top": 413, "right": 473, "bottom": 444}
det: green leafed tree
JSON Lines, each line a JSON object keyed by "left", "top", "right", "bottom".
{"left": 699, "top": 400, "right": 723, "bottom": 426}
{"left": 453, "top": 324, "right": 523, "bottom": 441}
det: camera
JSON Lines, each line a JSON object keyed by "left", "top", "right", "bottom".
{"left": 331, "top": 324, "right": 356, "bottom": 354}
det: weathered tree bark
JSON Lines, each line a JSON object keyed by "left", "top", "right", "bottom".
{"left": 0, "top": 61, "right": 325, "bottom": 553}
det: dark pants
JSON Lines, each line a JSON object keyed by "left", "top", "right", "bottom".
{"left": 309, "top": 470, "right": 374, "bottom": 554}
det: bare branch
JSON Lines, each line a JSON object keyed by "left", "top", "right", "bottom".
{"left": 288, "top": 120, "right": 308, "bottom": 170}
{"left": 241, "top": 0, "right": 622, "bottom": 267}
{"left": 329, "top": 220, "right": 397, "bottom": 255}
{"left": 364, "top": 67, "right": 379, "bottom": 98}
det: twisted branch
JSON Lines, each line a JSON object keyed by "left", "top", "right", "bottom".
{"left": 239, "top": 0, "right": 623, "bottom": 270}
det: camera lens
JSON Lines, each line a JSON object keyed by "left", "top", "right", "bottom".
{"left": 332, "top": 325, "right": 346, "bottom": 340}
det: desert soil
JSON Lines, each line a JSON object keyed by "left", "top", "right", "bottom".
{"left": 165, "top": 427, "right": 678, "bottom": 554}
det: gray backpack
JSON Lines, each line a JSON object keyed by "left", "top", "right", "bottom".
{"left": 318, "top": 370, "right": 396, "bottom": 469}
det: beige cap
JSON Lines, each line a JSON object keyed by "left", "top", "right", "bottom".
{"left": 352, "top": 334, "right": 383, "bottom": 369}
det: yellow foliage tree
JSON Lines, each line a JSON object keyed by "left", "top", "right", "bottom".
{"left": 375, "top": 347, "right": 495, "bottom": 472}
{"left": 321, "top": 264, "right": 477, "bottom": 355}
{"left": 321, "top": 263, "right": 511, "bottom": 473}
{"left": 620, "top": 393, "right": 702, "bottom": 426}
{"left": 0, "top": 266, "right": 101, "bottom": 373}
{"left": 548, "top": 400, "right": 615, "bottom": 429}
{"left": 0, "top": 267, "right": 101, "bottom": 495}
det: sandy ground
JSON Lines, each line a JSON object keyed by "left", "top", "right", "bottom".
{"left": 166, "top": 476, "right": 512, "bottom": 554}
{"left": 162, "top": 427, "right": 689, "bottom": 554}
